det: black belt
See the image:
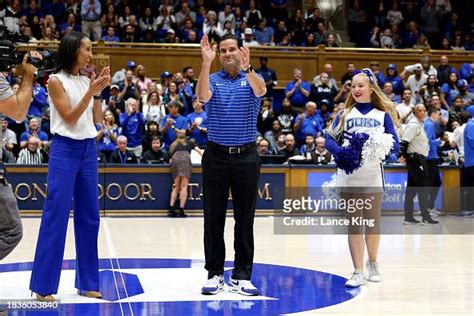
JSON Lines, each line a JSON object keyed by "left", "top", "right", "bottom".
{"left": 208, "top": 141, "right": 255, "bottom": 155}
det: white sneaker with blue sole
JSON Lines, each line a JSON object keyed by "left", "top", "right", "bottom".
{"left": 201, "top": 275, "right": 224, "bottom": 295}
{"left": 228, "top": 278, "right": 260, "bottom": 296}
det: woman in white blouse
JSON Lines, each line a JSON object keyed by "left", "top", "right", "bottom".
{"left": 29, "top": 31, "right": 110, "bottom": 302}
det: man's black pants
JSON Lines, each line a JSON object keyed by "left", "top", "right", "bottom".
{"left": 202, "top": 146, "right": 260, "bottom": 280}
{"left": 404, "top": 156, "right": 430, "bottom": 219}
{"left": 426, "top": 159, "right": 442, "bottom": 210}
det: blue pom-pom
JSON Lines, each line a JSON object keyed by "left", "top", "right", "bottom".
{"left": 334, "top": 132, "right": 369, "bottom": 174}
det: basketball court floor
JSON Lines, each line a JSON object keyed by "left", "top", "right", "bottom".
{"left": 0, "top": 215, "right": 472, "bottom": 315}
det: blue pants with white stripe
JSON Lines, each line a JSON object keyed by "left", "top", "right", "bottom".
{"left": 30, "top": 134, "right": 100, "bottom": 295}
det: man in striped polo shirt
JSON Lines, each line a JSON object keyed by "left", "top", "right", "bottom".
{"left": 197, "top": 34, "right": 266, "bottom": 296}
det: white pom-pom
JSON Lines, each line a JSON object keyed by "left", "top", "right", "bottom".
{"left": 359, "top": 127, "right": 395, "bottom": 164}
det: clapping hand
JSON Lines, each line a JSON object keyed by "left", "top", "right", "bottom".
{"left": 200, "top": 35, "right": 216, "bottom": 65}
{"left": 89, "top": 66, "right": 110, "bottom": 96}
{"left": 238, "top": 46, "right": 250, "bottom": 69}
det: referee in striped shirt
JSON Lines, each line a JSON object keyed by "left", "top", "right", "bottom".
{"left": 197, "top": 34, "right": 266, "bottom": 296}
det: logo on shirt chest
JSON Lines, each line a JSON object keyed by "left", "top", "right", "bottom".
{"left": 346, "top": 117, "right": 381, "bottom": 129}
{"left": 241, "top": 81, "right": 247, "bottom": 86}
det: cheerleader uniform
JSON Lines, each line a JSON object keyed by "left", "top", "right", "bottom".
{"left": 326, "top": 102, "right": 400, "bottom": 190}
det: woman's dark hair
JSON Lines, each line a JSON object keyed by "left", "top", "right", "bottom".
{"left": 54, "top": 31, "right": 87, "bottom": 74}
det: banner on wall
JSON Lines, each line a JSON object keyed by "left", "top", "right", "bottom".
{"left": 6, "top": 166, "right": 286, "bottom": 212}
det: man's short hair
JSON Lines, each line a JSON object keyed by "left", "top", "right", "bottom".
{"left": 217, "top": 34, "right": 242, "bottom": 51}
{"left": 117, "top": 135, "right": 127, "bottom": 143}
{"left": 427, "top": 107, "right": 439, "bottom": 117}
{"left": 151, "top": 135, "right": 162, "bottom": 143}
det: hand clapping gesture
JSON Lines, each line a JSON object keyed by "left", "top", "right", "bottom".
{"left": 89, "top": 66, "right": 110, "bottom": 97}
{"left": 200, "top": 35, "right": 216, "bottom": 65}
{"left": 238, "top": 46, "right": 250, "bottom": 70}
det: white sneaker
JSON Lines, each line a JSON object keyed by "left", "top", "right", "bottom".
{"left": 345, "top": 271, "right": 365, "bottom": 287}
{"left": 228, "top": 278, "right": 260, "bottom": 296}
{"left": 365, "top": 260, "right": 382, "bottom": 282}
{"left": 429, "top": 208, "right": 444, "bottom": 217}
{"left": 201, "top": 275, "right": 224, "bottom": 295}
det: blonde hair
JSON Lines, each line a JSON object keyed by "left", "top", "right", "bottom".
{"left": 329, "top": 70, "right": 398, "bottom": 139}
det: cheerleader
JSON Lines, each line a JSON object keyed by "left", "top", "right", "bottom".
{"left": 325, "top": 69, "right": 399, "bottom": 287}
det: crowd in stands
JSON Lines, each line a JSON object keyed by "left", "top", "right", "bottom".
{"left": 348, "top": 0, "right": 473, "bottom": 50}
{"left": 0, "top": 0, "right": 472, "bottom": 166}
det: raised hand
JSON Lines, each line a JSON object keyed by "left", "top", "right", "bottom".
{"left": 239, "top": 46, "right": 250, "bottom": 69}
{"left": 200, "top": 35, "right": 216, "bottom": 64}
{"left": 89, "top": 66, "right": 110, "bottom": 96}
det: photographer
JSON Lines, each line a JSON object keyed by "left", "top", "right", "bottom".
{"left": 0, "top": 51, "right": 41, "bottom": 261}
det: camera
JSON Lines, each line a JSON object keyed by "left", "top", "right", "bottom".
{"left": 0, "top": 25, "right": 55, "bottom": 72}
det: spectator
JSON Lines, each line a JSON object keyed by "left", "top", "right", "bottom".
{"left": 281, "top": 133, "right": 300, "bottom": 159}
{"left": 314, "top": 22, "right": 328, "bottom": 45}
{"left": 401, "top": 3, "right": 420, "bottom": 30}
{"left": 419, "top": 74, "right": 441, "bottom": 103}
{"left": 110, "top": 135, "right": 138, "bottom": 164}
{"left": 20, "top": 117, "right": 49, "bottom": 149}
{"left": 142, "top": 121, "right": 160, "bottom": 153}
{"left": 96, "top": 109, "right": 119, "bottom": 162}
{"left": 143, "top": 91, "right": 166, "bottom": 125}
{"left": 17, "top": 137, "right": 48, "bottom": 164}
{"left": 257, "top": 98, "right": 275, "bottom": 135}
{"left": 373, "top": 2, "right": 386, "bottom": 28}
{"left": 380, "top": 28, "right": 395, "bottom": 48}
{"left": 420, "top": 0, "right": 444, "bottom": 48}
{"left": 184, "top": 29, "right": 199, "bottom": 43}
{"left": 317, "top": 99, "right": 332, "bottom": 124}
{"left": 264, "top": 120, "right": 282, "bottom": 150}
{"left": 451, "top": 34, "right": 465, "bottom": 51}
{"left": 81, "top": 0, "right": 102, "bottom": 41}
{"left": 242, "top": 28, "right": 259, "bottom": 47}
{"left": 118, "top": 69, "right": 139, "bottom": 101}
{"left": 118, "top": 5, "right": 132, "bottom": 28}
{"left": 203, "top": 10, "right": 224, "bottom": 42}
{"left": 440, "top": 36, "right": 452, "bottom": 50}
{"left": 302, "top": 32, "right": 317, "bottom": 47}
{"left": 306, "top": 7, "right": 325, "bottom": 31}
{"left": 312, "top": 136, "right": 332, "bottom": 164}
{"left": 273, "top": 20, "right": 288, "bottom": 44}
{"left": 314, "top": 64, "right": 338, "bottom": 90}
{"left": 2, "top": 120, "right": 17, "bottom": 152}
{"left": 183, "top": 66, "right": 197, "bottom": 94}
{"left": 269, "top": 0, "right": 288, "bottom": 24}
{"left": 233, "top": 7, "right": 245, "bottom": 30}
{"left": 390, "top": 24, "right": 403, "bottom": 48}
{"left": 40, "top": 26, "right": 57, "bottom": 42}
{"left": 160, "top": 100, "right": 188, "bottom": 149}
{"left": 112, "top": 60, "right": 137, "bottom": 85}
{"left": 324, "top": 33, "right": 339, "bottom": 47}
{"left": 167, "top": 134, "right": 203, "bottom": 217}
{"left": 178, "top": 3, "right": 198, "bottom": 27}
{"left": 396, "top": 88, "right": 415, "bottom": 125}
{"left": 162, "top": 81, "right": 187, "bottom": 113}
{"left": 218, "top": 4, "right": 236, "bottom": 29}
{"left": 28, "top": 73, "right": 47, "bottom": 119}
{"left": 161, "top": 28, "right": 179, "bottom": 43}
{"left": 293, "top": 101, "right": 322, "bottom": 145}
{"left": 384, "top": 64, "right": 404, "bottom": 96}
{"left": 405, "top": 63, "right": 428, "bottom": 104}
{"left": 272, "top": 133, "right": 287, "bottom": 155}
{"left": 122, "top": 23, "right": 139, "bottom": 42}
{"left": 341, "top": 63, "right": 356, "bottom": 86}
{"left": 142, "top": 135, "right": 169, "bottom": 164}
{"left": 285, "top": 68, "right": 310, "bottom": 112}
{"left": 254, "top": 19, "right": 274, "bottom": 46}
{"left": 448, "top": 96, "right": 465, "bottom": 130}
{"left": 186, "top": 98, "right": 208, "bottom": 147}
{"left": 180, "top": 18, "right": 201, "bottom": 41}
{"left": 139, "top": 6, "right": 157, "bottom": 34}
{"left": 383, "top": 82, "right": 401, "bottom": 104}
{"left": 155, "top": 5, "right": 177, "bottom": 38}
{"left": 299, "top": 134, "right": 316, "bottom": 157}
{"left": 257, "top": 138, "right": 271, "bottom": 156}
{"left": 134, "top": 65, "right": 152, "bottom": 95}
{"left": 101, "top": 26, "right": 120, "bottom": 42}
{"left": 276, "top": 97, "right": 297, "bottom": 134}
{"left": 334, "top": 80, "right": 351, "bottom": 105}
{"left": 386, "top": 2, "right": 404, "bottom": 26}
{"left": 277, "top": 32, "right": 295, "bottom": 47}
{"left": 347, "top": 0, "right": 367, "bottom": 46}
{"left": 309, "top": 72, "right": 337, "bottom": 112}
{"left": 402, "top": 20, "right": 420, "bottom": 48}
{"left": 245, "top": 0, "right": 262, "bottom": 28}
{"left": 4, "top": 0, "right": 22, "bottom": 34}
{"left": 119, "top": 98, "right": 146, "bottom": 158}
{"left": 440, "top": 72, "right": 459, "bottom": 108}
{"left": 100, "top": 3, "right": 119, "bottom": 30}
{"left": 456, "top": 79, "right": 474, "bottom": 107}
{"left": 436, "top": 55, "right": 456, "bottom": 85}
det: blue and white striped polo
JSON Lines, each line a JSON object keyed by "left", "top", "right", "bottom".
{"left": 205, "top": 70, "right": 262, "bottom": 146}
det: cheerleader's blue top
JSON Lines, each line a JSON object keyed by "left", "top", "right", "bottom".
{"left": 325, "top": 102, "right": 400, "bottom": 157}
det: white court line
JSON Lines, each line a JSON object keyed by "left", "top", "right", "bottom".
{"left": 101, "top": 218, "right": 133, "bottom": 316}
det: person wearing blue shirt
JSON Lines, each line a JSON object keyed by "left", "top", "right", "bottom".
{"left": 196, "top": 34, "right": 266, "bottom": 296}
{"left": 293, "top": 101, "right": 322, "bottom": 145}
{"left": 101, "top": 26, "right": 120, "bottom": 42}
{"left": 462, "top": 105, "right": 474, "bottom": 216}
{"left": 20, "top": 117, "right": 49, "bottom": 149}
{"left": 255, "top": 56, "right": 277, "bottom": 98}
{"left": 28, "top": 77, "right": 48, "bottom": 119}
{"left": 384, "top": 64, "right": 404, "bottom": 96}
{"left": 119, "top": 98, "right": 145, "bottom": 158}
{"left": 424, "top": 107, "right": 442, "bottom": 215}
{"left": 159, "top": 100, "right": 189, "bottom": 149}
{"left": 284, "top": 68, "right": 310, "bottom": 112}
{"left": 186, "top": 98, "right": 208, "bottom": 147}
